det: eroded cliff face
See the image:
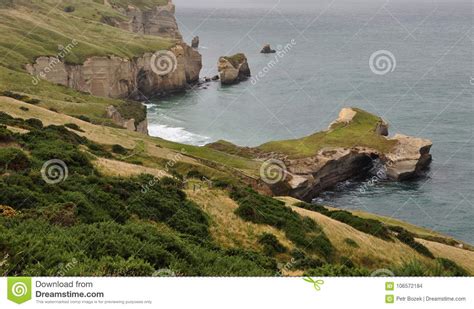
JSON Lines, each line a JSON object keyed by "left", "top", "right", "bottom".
{"left": 26, "top": 47, "right": 200, "bottom": 100}
{"left": 113, "top": 1, "right": 182, "bottom": 40}
{"left": 25, "top": 1, "right": 202, "bottom": 134}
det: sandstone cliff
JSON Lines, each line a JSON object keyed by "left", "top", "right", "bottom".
{"left": 208, "top": 108, "right": 433, "bottom": 201}
{"left": 25, "top": 43, "right": 199, "bottom": 99}
{"left": 264, "top": 108, "right": 432, "bottom": 201}
{"left": 112, "top": 1, "right": 182, "bottom": 40}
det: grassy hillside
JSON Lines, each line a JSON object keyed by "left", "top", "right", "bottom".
{"left": 0, "top": 0, "right": 174, "bottom": 124}
{"left": 0, "top": 101, "right": 472, "bottom": 276}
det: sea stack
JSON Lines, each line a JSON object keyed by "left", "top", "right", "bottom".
{"left": 218, "top": 53, "right": 251, "bottom": 85}
{"left": 260, "top": 44, "right": 276, "bottom": 54}
{"left": 191, "top": 36, "right": 199, "bottom": 48}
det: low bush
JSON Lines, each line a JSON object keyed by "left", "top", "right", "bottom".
{"left": 389, "top": 226, "right": 434, "bottom": 258}
{"left": 64, "top": 5, "right": 75, "bottom": 12}
{"left": 231, "top": 187, "right": 333, "bottom": 259}
{"left": 258, "top": 233, "right": 287, "bottom": 255}
{"left": 344, "top": 238, "right": 359, "bottom": 248}
{"left": 111, "top": 144, "right": 128, "bottom": 155}
{"left": 65, "top": 123, "right": 84, "bottom": 132}
{"left": 295, "top": 201, "right": 391, "bottom": 240}
{"left": 435, "top": 258, "right": 468, "bottom": 276}
{"left": 0, "top": 126, "right": 14, "bottom": 143}
{"left": 0, "top": 148, "right": 30, "bottom": 172}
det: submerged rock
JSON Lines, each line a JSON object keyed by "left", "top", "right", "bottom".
{"left": 260, "top": 44, "right": 276, "bottom": 54}
{"left": 218, "top": 53, "right": 251, "bottom": 85}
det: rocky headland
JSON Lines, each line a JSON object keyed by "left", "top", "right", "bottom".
{"left": 207, "top": 107, "right": 432, "bottom": 201}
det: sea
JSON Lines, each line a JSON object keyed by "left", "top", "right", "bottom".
{"left": 146, "top": 0, "right": 473, "bottom": 243}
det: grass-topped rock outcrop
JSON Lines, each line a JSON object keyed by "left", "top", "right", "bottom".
{"left": 208, "top": 107, "right": 432, "bottom": 201}
{"left": 218, "top": 53, "right": 251, "bottom": 85}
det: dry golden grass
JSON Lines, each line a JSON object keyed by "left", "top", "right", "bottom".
{"left": 186, "top": 188, "right": 294, "bottom": 255}
{"left": 93, "top": 157, "right": 171, "bottom": 178}
{"left": 417, "top": 238, "right": 474, "bottom": 274}
{"left": 292, "top": 207, "right": 433, "bottom": 269}
{"left": 0, "top": 97, "right": 199, "bottom": 163}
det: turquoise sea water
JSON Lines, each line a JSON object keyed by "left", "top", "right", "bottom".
{"left": 147, "top": 1, "right": 473, "bottom": 243}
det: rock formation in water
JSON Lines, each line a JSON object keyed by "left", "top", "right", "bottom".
{"left": 218, "top": 53, "right": 251, "bottom": 85}
{"left": 207, "top": 107, "right": 432, "bottom": 201}
{"left": 191, "top": 36, "right": 200, "bottom": 48}
{"left": 260, "top": 44, "right": 276, "bottom": 54}
{"left": 268, "top": 108, "right": 432, "bottom": 200}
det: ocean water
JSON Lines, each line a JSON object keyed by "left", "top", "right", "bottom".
{"left": 147, "top": 1, "right": 473, "bottom": 243}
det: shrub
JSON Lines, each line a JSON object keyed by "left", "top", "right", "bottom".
{"left": 390, "top": 226, "right": 434, "bottom": 258}
{"left": 65, "top": 123, "right": 84, "bottom": 132}
{"left": 344, "top": 238, "right": 359, "bottom": 248}
{"left": 186, "top": 170, "right": 205, "bottom": 179}
{"left": 0, "top": 148, "right": 30, "bottom": 172}
{"left": 0, "top": 126, "right": 14, "bottom": 143}
{"left": 258, "top": 233, "right": 287, "bottom": 255}
{"left": 74, "top": 115, "right": 91, "bottom": 123}
{"left": 212, "top": 178, "right": 231, "bottom": 188}
{"left": 231, "top": 187, "right": 333, "bottom": 259}
{"left": 435, "top": 258, "right": 468, "bottom": 276}
{"left": 64, "top": 5, "right": 75, "bottom": 13}
{"left": 111, "top": 144, "right": 128, "bottom": 155}
{"left": 290, "top": 250, "right": 324, "bottom": 270}
{"left": 295, "top": 201, "right": 392, "bottom": 240}
{"left": 20, "top": 106, "right": 29, "bottom": 112}
{"left": 394, "top": 260, "right": 430, "bottom": 276}
{"left": 25, "top": 118, "right": 43, "bottom": 129}
{"left": 1, "top": 91, "right": 40, "bottom": 104}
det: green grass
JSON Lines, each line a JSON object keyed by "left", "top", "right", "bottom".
{"left": 0, "top": 0, "right": 175, "bottom": 69}
{"left": 107, "top": 0, "right": 168, "bottom": 10}
{"left": 258, "top": 108, "right": 397, "bottom": 158}
{"left": 223, "top": 53, "right": 247, "bottom": 68}
{"left": 0, "top": 0, "right": 175, "bottom": 124}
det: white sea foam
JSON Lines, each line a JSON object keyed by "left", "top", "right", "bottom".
{"left": 148, "top": 123, "right": 211, "bottom": 146}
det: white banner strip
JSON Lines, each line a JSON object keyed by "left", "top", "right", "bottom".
{"left": 0, "top": 277, "right": 472, "bottom": 308}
